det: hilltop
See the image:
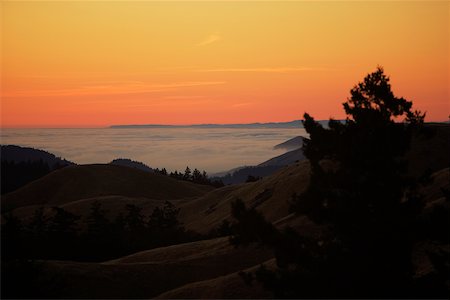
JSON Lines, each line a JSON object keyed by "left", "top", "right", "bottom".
{"left": 1, "top": 164, "right": 212, "bottom": 212}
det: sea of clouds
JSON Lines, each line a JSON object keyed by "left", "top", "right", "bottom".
{"left": 1, "top": 127, "right": 307, "bottom": 173}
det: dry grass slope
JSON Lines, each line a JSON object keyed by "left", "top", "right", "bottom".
{"left": 179, "top": 160, "right": 311, "bottom": 234}
{"left": 156, "top": 258, "right": 277, "bottom": 299}
{"left": 34, "top": 237, "right": 273, "bottom": 298}
{"left": 2, "top": 164, "right": 212, "bottom": 212}
{"left": 10, "top": 195, "right": 188, "bottom": 225}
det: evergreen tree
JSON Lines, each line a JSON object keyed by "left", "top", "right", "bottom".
{"left": 183, "top": 166, "right": 192, "bottom": 181}
{"left": 192, "top": 168, "right": 202, "bottom": 183}
{"left": 48, "top": 207, "right": 80, "bottom": 235}
{"left": 123, "top": 204, "right": 146, "bottom": 231}
{"left": 86, "top": 201, "right": 110, "bottom": 236}
{"left": 47, "top": 207, "right": 80, "bottom": 259}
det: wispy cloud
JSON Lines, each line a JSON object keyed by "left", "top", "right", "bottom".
{"left": 196, "top": 67, "right": 331, "bottom": 73}
{"left": 196, "top": 33, "right": 221, "bottom": 46}
{"left": 4, "top": 81, "right": 226, "bottom": 98}
{"left": 231, "top": 102, "right": 253, "bottom": 108}
{"left": 163, "top": 95, "right": 206, "bottom": 100}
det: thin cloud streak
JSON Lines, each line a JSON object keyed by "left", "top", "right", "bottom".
{"left": 197, "top": 33, "right": 221, "bottom": 46}
{"left": 231, "top": 102, "right": 253, "bottom": 108}
{"left": 4, "top": 81, "right": 226, "bottom": 98}
{"left": 196, "top": 67, "right": 332, "bottom": 73}
{"left": 163, "top": 95, "right": 206, "bottom": 100}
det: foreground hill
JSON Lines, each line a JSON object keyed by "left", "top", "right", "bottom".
{"left": 1, "top": 164, "right": 212, "bottom": 212}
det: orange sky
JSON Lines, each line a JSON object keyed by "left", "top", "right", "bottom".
{"left": 1, "top": 1, "right": 449, "bottom": 128}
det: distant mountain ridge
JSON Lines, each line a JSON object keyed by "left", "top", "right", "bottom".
{"left": 210, "top": 136, "right": 307, "bottom": 185}
{"left": 211, "top": 148, "right": 306, "bottom": 185}
{"left": 110, "top": 120, "right": 334, "bottom": 129}
{"left": 112, "top": 120, "right": 298, "bottom": 129}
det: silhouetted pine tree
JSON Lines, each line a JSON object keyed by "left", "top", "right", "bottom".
{"left": 192, "top": 168, "right": 202, "bottom": 183}
{"left": 183, "top": 166, "right": 192, "bottom": 181}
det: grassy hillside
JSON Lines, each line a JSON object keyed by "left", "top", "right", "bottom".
{"left": 179, "top": 160, "right": 311, "bottom": 234}
{"left": 6, "top": 237, "right": 272, "bottom": 298}
{"left": 156, "top": 259, "right": 276, "bottom": 299}
{"left": 10, "top": 195, "right": 184, "bottom": 225}
{"left": 2, "top": 164, "right": 212, "bottom": 212}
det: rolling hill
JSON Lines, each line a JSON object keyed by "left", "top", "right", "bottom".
{"left": 5, "top": 237, "right": 273, "bottom": 298}
{"left": 1, "top": 164, "right": 212, "bottom": 212}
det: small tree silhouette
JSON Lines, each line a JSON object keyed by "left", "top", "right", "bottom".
{"left": 86, "top": 201, "right": 110, "bottom": 235}
{"left": 183, "top": 166, "right": 192, "bottom": 181}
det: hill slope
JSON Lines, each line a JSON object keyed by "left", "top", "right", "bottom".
{"left": 8, "top": 237, "right": 272, "bottom": 299}
{"left": 273, "top": 136, "right": 305, "bottom": 151}
{"left": 258, "top": 147, "right": 305, "bottom": 167}
{"left": 2, "top": 164, "right": 212, "bottom": 212}
{"left": 180, "top": 160, "right": 311, "bottom": 234}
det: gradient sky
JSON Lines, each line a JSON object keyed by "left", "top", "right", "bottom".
{"left": 1, "top": 1, "right": 449, "bottom": 128}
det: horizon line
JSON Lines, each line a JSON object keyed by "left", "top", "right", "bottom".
{"left": 2, "top": 119, "right": 449, "bottom": 130}
{"left": 0, "top": 119, "right": 306, "bottom": 129}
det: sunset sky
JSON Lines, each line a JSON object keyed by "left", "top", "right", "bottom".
{"left": 1, "top": 1, "right": 449, "bottom": 128}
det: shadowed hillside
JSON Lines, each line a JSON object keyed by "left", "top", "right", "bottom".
{"left": 179, "top": 160, "right": 311, "bottom": 234}
{"left": 1, "top": 164, "right": 212, "bottom": 212}
{"left": 212, "top": 146, "right": 306, "bottom": 185}
{"left": 2, "top": 237, "right": 273, "bottom": 298}
{"left": 273, "top": 136, "right": 305, "bottom": 151}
